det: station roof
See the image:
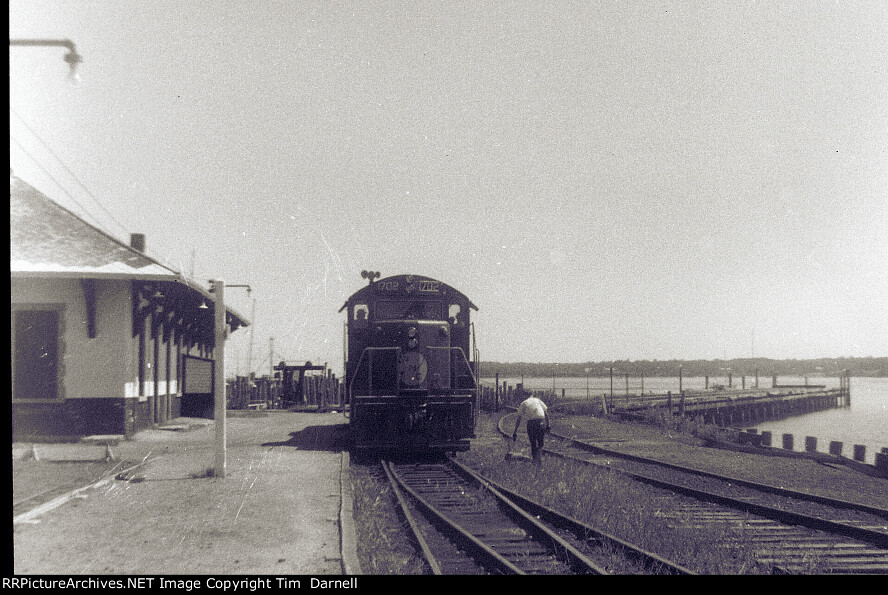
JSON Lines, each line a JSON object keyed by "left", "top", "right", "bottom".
{"left": 10, "top": 174, "right": 249, "bottom": 327}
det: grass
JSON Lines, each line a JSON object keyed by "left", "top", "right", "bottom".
{"left": 348, "top": 410, "right": 836, "bottom": 574}
{"left": 458, "top": 413, "right": 770, "bottom": 574}
{"left": 349, "top": 462, "right": 428, "bottom": 575}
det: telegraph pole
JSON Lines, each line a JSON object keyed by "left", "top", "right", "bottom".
{"left": 247, "top": 297, "right": 256, "bottom": 379}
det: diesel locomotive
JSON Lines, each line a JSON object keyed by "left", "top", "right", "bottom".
{"left": 340, "top": 272, "right": 480, "bottom": 452}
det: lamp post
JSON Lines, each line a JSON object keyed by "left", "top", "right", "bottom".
{"left": 209, "top": 281, "right": 251, "bottom": 479}
{"left": 211, "top": 280, "right": 227, "bottom": 478}
{"left": 10, "top": 38, "right": 83, "bottom": 82}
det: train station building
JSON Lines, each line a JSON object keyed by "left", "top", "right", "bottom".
{"left": 10, "top": 173, "right": 249, "bottom": 441}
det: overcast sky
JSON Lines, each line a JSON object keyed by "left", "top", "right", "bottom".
{"left": 10, "top": 1, "right": 888, "bottom": 375}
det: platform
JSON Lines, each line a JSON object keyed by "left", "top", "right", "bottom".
{"left": 12, "top": 411, "right": 361, "bottom": 575}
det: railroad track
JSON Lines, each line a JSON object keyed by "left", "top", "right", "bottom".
{"left": 380, "top": 456, "right": 694, "bottom": 575}
{"left": 496, "top": 413, "right": 888, "bottom": 574}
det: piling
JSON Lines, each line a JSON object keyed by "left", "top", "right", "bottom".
{"left": 804, "top": 436, "right": 817, "bottom": 453}
{"left": 495, "top": 373, "right": 499, "bottom": 410}
{"left": 876, "top": 452, "right": 888, "bottom": 475}
{"left": 853, "top": 444, "right": 866, "bottom": 462}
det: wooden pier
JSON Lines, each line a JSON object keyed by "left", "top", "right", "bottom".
{"left": 665, "top": 386, "right": 849, "bottom": 427}
{"left": 481, "top": 373, "right": 853, "bottom": 429}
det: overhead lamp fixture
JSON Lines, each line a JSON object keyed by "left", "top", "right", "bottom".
{"left": 208, "top": 281, "right": 252, "bottom": 296}
{"left": 199, "top": 300, "right": 209, "bottom": 310}
{"left": 63, "top": 46, "right": 83, "bottom": 84}
{"left": 9, "top": 38, "right": 83, "bottom": 83}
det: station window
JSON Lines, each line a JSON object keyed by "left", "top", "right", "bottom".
{"left": 12, "top": 307, "right": 62, "bottom": 401}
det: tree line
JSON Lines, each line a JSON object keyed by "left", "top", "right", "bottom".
{"left": 480, "top": 357, "right": 888, "bottom": 379}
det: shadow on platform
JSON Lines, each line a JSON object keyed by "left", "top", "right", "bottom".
{"left": 262, "top": 424, "right": 351, "bottom": 452}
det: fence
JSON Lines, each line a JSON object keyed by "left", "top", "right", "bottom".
{"left": 226, "top": 373, "right": 343, "bottom": 411}
{"left": 480, "top": 381, "right": 566, "bottom": 412}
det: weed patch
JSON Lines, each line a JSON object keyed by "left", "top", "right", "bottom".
{"left": 350, "top": 464, "right": 427, "bottom": 575}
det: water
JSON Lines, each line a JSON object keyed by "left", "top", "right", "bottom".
{"left": 752, "top": 377, "right": 887, "bottom": 465}
{"left": 483, "top": 375, "right": 888, "bottom": 465}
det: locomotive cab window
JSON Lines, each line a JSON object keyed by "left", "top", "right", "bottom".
{"left": 376, "top": 300, "right": 442, "bottom": 321}
{"left": 353, "top": 304, "right": 369, "bottom": 328}
{"left": 448, "top": 303, "right": 463, "bottom": 326}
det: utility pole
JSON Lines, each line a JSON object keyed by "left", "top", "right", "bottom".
{"left": 247, "top": 297, "right": 256, "bottom": 379}
{"left": 269, "top": 337, "right": 275, "bottom": 379}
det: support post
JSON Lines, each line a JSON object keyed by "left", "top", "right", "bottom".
{"left": 213, "top": 280, "right": 226, "bottom": 478}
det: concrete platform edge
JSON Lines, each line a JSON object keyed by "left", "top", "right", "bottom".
{"left": 339, "top": 451, "right": 363, "bottom": 575}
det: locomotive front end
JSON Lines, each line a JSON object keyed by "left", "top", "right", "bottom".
{"left": 343, "top": 274, "right": 479, "bottom": 454}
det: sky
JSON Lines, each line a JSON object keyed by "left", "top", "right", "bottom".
{"left": 9, "top": 1, "right": 888, "bottom": 376}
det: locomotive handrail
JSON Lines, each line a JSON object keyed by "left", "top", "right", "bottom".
{"left": 450, "top": 347, "right": 477, "bottom": 389}
{"left": 348, "top": 346, "right": 402, "bottom": 400}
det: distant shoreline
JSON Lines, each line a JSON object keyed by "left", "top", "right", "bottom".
{"left": 479, "top": 357, "right": 888, "bottom": 379}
